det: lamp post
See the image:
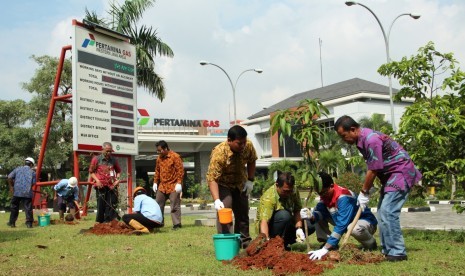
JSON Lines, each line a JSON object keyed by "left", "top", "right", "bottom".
{"left": 200, "top": 61, "right": 263, "bottom": 125}
{"left": 345, "top": 1, "right": 420, "bottom": 131}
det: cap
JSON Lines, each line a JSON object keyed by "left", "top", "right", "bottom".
{"left": 68, "top": 177, "right": 78, "bottom": 188}
{"left": 25, "top": 157, "right": 35, "bottom": 165}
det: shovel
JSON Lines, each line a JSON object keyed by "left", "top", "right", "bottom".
{"left": 340, "top": 207, "right": 362, "bottom": 250}
{"left": 302, "top": 187, "right": 314, "bottom": 252}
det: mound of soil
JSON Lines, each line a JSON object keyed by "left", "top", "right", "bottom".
{"left": 231, "top": 236, "right": 385, "bottom": 275}
{"left": 85, "top": 220, "right": 133, "bottom": 235}
{"left": 232, "top": 236, "right": 332, "bottom": 275}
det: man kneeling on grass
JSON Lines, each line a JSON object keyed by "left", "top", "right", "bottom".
{"left": 122, "top": 187, "right": 163, "bottom": 234}
{"left": 256, "top": 171, "right": 315, "bottom": 250}
{"left": 301, "top": 172, "right": 378, "bottom": 260}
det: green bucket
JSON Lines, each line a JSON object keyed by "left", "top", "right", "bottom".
{"left": 212, "top": 233, "right": 241, "bottom": 261}
{"left": 38, "top": 214, "right": 51, "bottom": 227}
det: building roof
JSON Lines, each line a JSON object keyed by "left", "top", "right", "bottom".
{"left": 248, "top": 78, "right": 398, "bottom": 119}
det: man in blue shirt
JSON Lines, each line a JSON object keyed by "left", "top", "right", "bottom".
{"left": 7, "top": 157, "right": 37, "bottom": 228}
{"left": 122, "top": 187, "right": 163, "bottom": 234}
{"left": 301, "top": 172, "right": 378, "bottom": 260}
{"left": 54, "top": 177, "right": 80, "bottom": 221}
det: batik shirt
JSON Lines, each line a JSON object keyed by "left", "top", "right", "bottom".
{"left": 8, "top": 165, "right": 36, "bottom": 198}
{"left": 256, "top": 184, "right": 302, "bottom": 232}
{"left": 54, "top": 179, "right": 79, "bottom": 201}
{"left": 356, "top": 128, "right": 422, "bottom": 192}
{"left": 206, "top": 140, "right": 257, "bottom": 190}
{"left": 89, "top": 154, "right": 121, "bottom": 187}
{"left": 154, "top": 151, "right": 184, "bottom": 194}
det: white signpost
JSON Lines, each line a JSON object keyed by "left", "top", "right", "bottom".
{"left": 72, "top": 21, "right": 138, "bottom": 155}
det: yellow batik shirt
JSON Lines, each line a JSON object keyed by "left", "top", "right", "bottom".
{"left": 256, "top": 184, "right": 302, "bottom": 232}
{"left": 206, "top": 140, "right": 257, "bottom": 190}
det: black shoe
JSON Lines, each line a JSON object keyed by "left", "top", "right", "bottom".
{"left": 385, "top": 255, "right": 408, "bottom": 262}
{"left": 172, "top": 224, "right": 182, "bottom": 230}
{"left": 7, "top": 222, "right": 16, "bottom": 228}
{"left": 26, "top": 223, "right": 33, "bottom": 229}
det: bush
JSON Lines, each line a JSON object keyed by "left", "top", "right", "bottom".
{"left": 335, "top": 172, "right": 362, "bottom": 193}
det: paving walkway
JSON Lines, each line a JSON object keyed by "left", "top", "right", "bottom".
{"left": 180, "top": 203, "right": 465, "bottom": 231}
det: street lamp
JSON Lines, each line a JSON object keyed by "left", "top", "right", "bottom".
{"left": 200, "top": 60, "right": 263, "bottom": 125}
{"left": 345, "top": 1, "right": 420, "bottom": 131}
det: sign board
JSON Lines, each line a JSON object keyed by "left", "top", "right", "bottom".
{"left": 72, "top": 21, "right": 138, "bottom": 155}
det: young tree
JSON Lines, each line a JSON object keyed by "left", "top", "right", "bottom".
{"left": 270, "top": 99, "right": 329, "bottom": 191}
{"left": 85, "top": 0, "right": 174, "bottom": 101}
{"left": 378, "top": 41, "right": 465, "bottom": 200}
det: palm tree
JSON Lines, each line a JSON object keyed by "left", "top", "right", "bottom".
{"left": 85, "top": 0, "right": 174, "bottom": 101}
{"left": 358, "top": 113, "right": 393, "bottom": 134}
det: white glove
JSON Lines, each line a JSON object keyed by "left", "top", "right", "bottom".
{"left": 152, "top": 183, "right": 158, "bottom": 192}
{"left": 308, "top": 247, "right": 329, "bottom": 261}
{"left": 357, "top": 191, "right": 370, "bottom": 210}
{"left": 300, "top": 208, "right": 313, "bottom": 220}
{"left": 242, "top": 180, "right": 254, "bottom": 196}
{"left": 175, "top": 183, "right": 182, "bottom": 193}
{"left": 296, "top": 228, "right": 306, "bottom": 243}
{"left": 214, "top": 199, "right": 224, "bottom": 211}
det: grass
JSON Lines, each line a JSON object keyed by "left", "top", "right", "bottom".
{"left": 1, "top": 212, "right": 465, "bottom": 276}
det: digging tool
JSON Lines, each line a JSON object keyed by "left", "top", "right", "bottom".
{"left": 74, "top": 200, "right": 82, "bottom": 219}
{"left": 340, "top": 206, "right": 362, "bottom": 250}
{"left": 303, "top": 187, "right": 314, "bottom": 252}
{"left": 98, "top": 191, "right": 122, "bottom": 220}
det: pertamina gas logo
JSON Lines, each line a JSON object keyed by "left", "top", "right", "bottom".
{"left": 138, "top": 109, "right": 150, "bottom": 125}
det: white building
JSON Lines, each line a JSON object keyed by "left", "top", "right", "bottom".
{"left": 241, "top": 78, "right": 413, "bottom": 160}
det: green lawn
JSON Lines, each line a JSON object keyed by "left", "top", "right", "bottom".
{"left": 1, "top": 212, "right": 464, "bottom": 276}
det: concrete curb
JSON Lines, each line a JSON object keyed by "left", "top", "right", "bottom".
{"left": 369, "top": 206, "right": 436, "bottom": 213}
{"left": 427, "top": 200, "right": 465, "bottom": 205}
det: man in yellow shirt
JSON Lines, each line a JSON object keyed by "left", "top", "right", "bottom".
{"left": 257, "top": 171, "right": 313, "bottom": 249}
{"left": 207, "top": 125, "right": 257, "bottom": 248}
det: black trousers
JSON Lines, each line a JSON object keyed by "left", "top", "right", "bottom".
{"left": 122, "top": 213, "right": 163, "bottom": 230}
{"left": 269, "top": 209, "right": 315, "bottom": 248}
{"left": 96, "top": 186, "right": 118, "bottom": 223}
{"left": 9, "top": 196, "right": 33, "bottom": 225}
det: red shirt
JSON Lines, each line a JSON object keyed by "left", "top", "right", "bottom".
{"left": 89, "top": 154, "right": 121, "bottom": 187}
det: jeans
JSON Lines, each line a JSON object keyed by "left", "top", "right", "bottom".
{"left": 378, "top": 189, "right": 409, "bottom": 256}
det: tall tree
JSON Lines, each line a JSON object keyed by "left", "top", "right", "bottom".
{"left": 85, "top": 0, "right": 174, "bottom": 101}
{"left": 378, "top": 41, "right": 465, "bottom": 199}
{"left": 21, "top": 55, "right": 73, "bottom": 178}
{"left": 0, "top": 100, "right": 36, "bottom": 208}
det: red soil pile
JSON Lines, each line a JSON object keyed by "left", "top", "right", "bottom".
{"left": 232, "top": 236, "right": 332, "bottom": 275}
{"left": 85, "top": 220, "right": 133, "bottom": 235}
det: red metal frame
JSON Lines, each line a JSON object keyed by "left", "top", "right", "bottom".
{"left": 32, "top": 45, "right": 134, "bottom": 216}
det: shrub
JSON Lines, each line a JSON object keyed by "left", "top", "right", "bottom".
{"left": 335, "top": 172, "right": 362, "bottom": 193}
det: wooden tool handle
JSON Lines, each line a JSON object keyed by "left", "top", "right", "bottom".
{"left": 340, "top": 207, "right": 362, "bottom": 249}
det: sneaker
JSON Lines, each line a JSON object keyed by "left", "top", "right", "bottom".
{"left": 26, "top": 223, "right": 33, "bottom": 229}
{"left": 385, "top": 255, "right": 408, "bottom": 262}
{"left": 172, "top": 224, "right": 182, "bottom": 230}
{"left": 7, "top": 222, "right": 16, "bottom": 228}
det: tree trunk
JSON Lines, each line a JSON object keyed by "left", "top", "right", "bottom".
{"left": 451, "top": 174, "right": 456, "bottom": 200}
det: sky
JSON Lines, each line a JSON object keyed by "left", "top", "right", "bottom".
{"left": 1, "top": 0, "right": 464, "bottom": 128}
